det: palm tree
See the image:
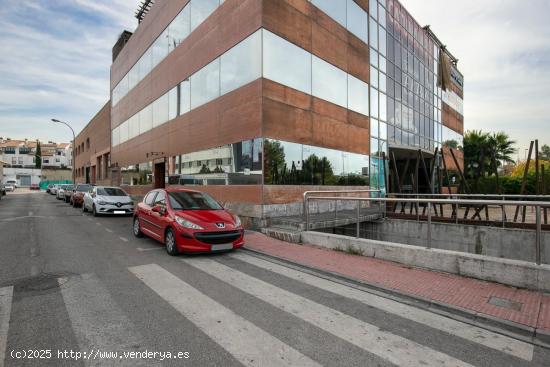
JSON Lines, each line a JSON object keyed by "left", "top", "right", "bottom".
{"left": 487, "top": 132, "right": 516, "bottom": 167}
{"left": 463, "top": 130, "right": 490, "bottom": 179}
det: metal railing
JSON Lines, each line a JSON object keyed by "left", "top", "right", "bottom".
{"left": 302, "top": 190, "right": 381, "bottom": 225}
{"left": 303, "top": 196, "right": 550, "bottom": 265}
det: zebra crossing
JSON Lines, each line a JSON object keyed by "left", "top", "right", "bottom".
{"left": 0, "top": 252, "right": 546, "bottom": 367}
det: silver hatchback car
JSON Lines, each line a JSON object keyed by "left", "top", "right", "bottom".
{"left": 83, "top": 186, "right": 134, "bottom": 216}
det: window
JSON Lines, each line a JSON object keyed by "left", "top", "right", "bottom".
{"left": 152, "top": 30, "right": 169, "bottom": 68}
{"left": 144, "top": 192, "right": 157, "bottom": 206}
{"left": 220, "top": 30, "right": 262, "bottom": 94}
{"left": 119, "top": 121, "right": 129, "bottom": 143}
{"left": 168, "top": 86, "right": 178, "bottom": 120}
{"left": 348, "top": 75, "right": 369, "bottom": 116}
{"left": 263, "top": 30, "right": 311, "bottom": 95}
{"left": 112, "top": 128, "right": 120, "bottom": 147}
{"left": 191, "top": 58, "right": 220, "bottom": 109}
{"left": 168, "top": 6, "right": 191, "bottom": 52}
{"left": 152, "top": 92, "right": 169, "bottom": 128}
{"left": 346, "top": 0, "right": 368, "bottom": 43}
{"left": 370, "top": 87, "right": 379, "bottom": 118}
{"left": 153, "top": 191, "right": 166, "bottom": 206}
{"left": 369, "top": 18, "right": 378, "bottom": 50}
{"left": 312, "top": 56, "right": 347, "bottom": 108}
{"left": 138, "top": 49, "right": 152, "bottom": 81}
{"left": 129, "top": 114, "right": 139, "bottom": 140}
{"left": 191, "top": 0, "right": 219, "bottom": 30}
{"left": 139, "top": 104, "right": 153, "bottom": 134}
{"left": 169, "top": 191, "right": 222, "bottom": 210}
{"left": 310, "top": 0, "right": 346, "bottom": 27}
{"left": 180, "top": 79, "right": 191, "bottom": 114}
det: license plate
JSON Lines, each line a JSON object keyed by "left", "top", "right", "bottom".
{"left": 211, "top": 243, "right": 233, "bottom": 251}
{"left": 114, "top": 210, "right": 126, "bottom": 214}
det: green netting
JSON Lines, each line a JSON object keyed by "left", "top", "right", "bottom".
{"left": 39, "top": 180, "right": 73, "bottom": 190}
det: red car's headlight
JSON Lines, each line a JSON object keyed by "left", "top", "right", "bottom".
{"left": 175, "top": 216, "right": 203, "bottom": 230}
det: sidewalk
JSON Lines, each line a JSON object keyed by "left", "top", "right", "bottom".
{"left": 244, "top": 231, "right": 550, "bottom": 340}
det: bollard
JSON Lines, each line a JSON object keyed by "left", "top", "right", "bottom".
{"left": 356, "top": 200, "right": 360, "bottom": 239}
{"left": 305, "top": 198, "right": 310, "bottom": 232}
{"left": 536, "top": 205, "right": 541, "bottom": 265}
{"left": 455, "top": 202, "right": 459, "bottom": 224}
{"left": 427, "top": 202, "right": 432, "bottom": 249}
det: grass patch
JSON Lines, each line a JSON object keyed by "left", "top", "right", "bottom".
{"left": 346, "top": 245, "right": 364, "bottom": 256}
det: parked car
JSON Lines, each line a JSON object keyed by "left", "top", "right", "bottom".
{"left": 71, "top": 184, "right": 93, "bottom": 207}
{"left": 56, "top": 185, "right": 70, "bottom": 200}
{"left": 63, "top": 185, "right": 75, "bottom": 203}
{"left": 4, "top": 183, "right": 15, "bottom": 192}
{"left": 50, "top": 185, "right": 59, "bottom": 195}
{"left": 83, "top": 186, "right": 134, "bottom": 216}
{"left": 46, "top": 184, "right": 54, "bottom": 194}
{"left": 0, "top": 183, "right": 5, "bottom": 197}
{"left": 5, "top": 180, "right": 17, "bottom": 189}
{"left": 30, "top": 184, "right": 40, "bottom": 191}
{"left": 133, "top": 188, "right": 244, "bottom": 255}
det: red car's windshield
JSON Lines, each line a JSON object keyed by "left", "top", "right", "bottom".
{"left": 168, "top": 192, "right": 222, "bottom": 211}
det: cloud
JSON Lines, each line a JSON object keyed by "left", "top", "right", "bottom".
{"left": 401, "top": 0, "right": 550, "bottom": 152}
{"left": 0, "top": 0, "right": 137, "bottom": 142}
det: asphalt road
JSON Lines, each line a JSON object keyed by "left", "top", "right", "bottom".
{"left": 0, "top": 191, "right": 549, "bottom": 367}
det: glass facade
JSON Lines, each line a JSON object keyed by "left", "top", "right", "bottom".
{"left": 112, "top": 0, "right": 463, "bottom": 194}
{"left": 112, "top": 0, "right": 225, "bottom": 106}
{"left": 112, "top": 29, "right": 371, "bottom": 148}
{"left": 264, "top": 139, "right": 370, "bottom": 186}
{"left": 170, "top": 139, "right": 263, "bottom": 186}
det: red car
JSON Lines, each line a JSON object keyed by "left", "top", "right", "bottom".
{"left": 133, "top": 188, "right": 244, "bottom": 255}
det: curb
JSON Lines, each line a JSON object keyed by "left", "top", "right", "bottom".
{"left": 242, "top": 247, "right": 550, "bottom": 350}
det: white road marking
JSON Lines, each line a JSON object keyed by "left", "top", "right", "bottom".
{"left": 129, "top": 264, "right": 321, "bottom": 367}
{"left": 119, "top": 237, "right": 129, "bottom": 242}
{"left": 95, "top": 222, "right": 101, "bottom": 226}
{"left": 185, "top": 258, "right": 476, "bottom": 367}
{"left": 105, "top": 228, "right": 113, "bottom": 233}
{"left": 136, "top": 247, "right": 163, "bottom": 252}
{"left": 0, "top": 287, "right": 14, "bottom": 367}
{"left": 58, "top": 274, "right": 156, "bottom": 366}
{"left": 232, "top": 253, "right": 534, "bottom": 361}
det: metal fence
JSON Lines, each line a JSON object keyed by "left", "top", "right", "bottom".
{"left": 303, "top": 195, "right": 550, "bottom": 265}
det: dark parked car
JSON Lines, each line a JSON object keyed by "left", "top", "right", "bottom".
{"left": 63, "top": 185, "right": 75, "bottom": 203}
{"left": 133, "top": 188, "right": 244, "bottom": 255}
{"left": 71, "top": 184, "right": 93, "bottom": 207}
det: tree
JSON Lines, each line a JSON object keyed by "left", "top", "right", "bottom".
{"left": 463, "top": 130, "right": 490, "bottom": 179}
{"left": 487, "top": 132, "right": 516, "bottom": 166}
{"left": 35, "top": 141, "right": 42, "bottom": 169}
{"left": 263, "top": 139, "right": 286, "bottom": 184}
{"left": 540, "top": 144, "right": 550, "bottom": 161}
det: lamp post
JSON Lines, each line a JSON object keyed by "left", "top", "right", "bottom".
{"left": 51, "top": 119, "right": 76, "bottom": 186}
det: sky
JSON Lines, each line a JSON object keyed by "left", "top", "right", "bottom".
{"left": 0, "top": 0, "right": 549, "bottom": 156}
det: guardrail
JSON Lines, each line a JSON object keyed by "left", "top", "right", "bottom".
{"left": 303, "top": 196, "right": 550, "bottom": 265}
{"left": 302, "top": 190, "right": 381, "bottom": 224}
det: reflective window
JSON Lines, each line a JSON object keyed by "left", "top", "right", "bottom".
{"left": 168, "top": 6, "right": 191, "bottom": 52}
{"left": 220, "top": 30, "right": 262, "bottom": 95}
{"left": 191, "top": 58, "right": 220, "bottom": 109}
{"left": 379, "top": 92, "right": 387, "bottom": 121}
{"left": 191, "top": 0, "right": 219, "bottom": 30}
{"left": 138, "top": 49, "right": 152, "bottom": 81}
{"left": 112, "top": 127, "right": 120, "bottom": 146}
{"left": 369, "top": 18, "right": 378, "bottom": 50}
{"left": 128, "top": 65, "right": 139, "bottom": 90}
{"left": 152, "top": 29, "right": 169, "bottom": 67}
{"left": 369, "top": 0, "right": 378, "bottom": 20}
{"left": 264, "top": 139, "right": 370, "bottom": 186}
{"left": 152, "top": 92, "right": 169, "bottom": 128}
{"left": 129, "top": 114, "right": 139, "bottom": 140}
{"left": 121, "top": 162, "right": 153, "bottom": 186}
{"left": 139, "top": 104, "right": 153, "bottom": 134}
{"left": 370, "top": 87, "right": 379, "bottom": 118}
{"left": 347, "top": 74, "right": 369, "bottom": 116}
{"left": 312, "top": 56, "right": 347, "bottom": 108}
{"left": 310, "top": 0, "right": 346, "bottom": 27}
{"left": 180, "top": 79, "right": 191, "bottom": 114}
{"left": 371, "top": 118, "right": 379, "bottom": 138}
{"left": 346, "top": 0, "right": 368, "bottom": 43}
{"left": 168, "top": 86, "right": 178, "bottom": 120}
{"left": 119, "top": 121, "right": 129, "bottom": 143}
{"left": 176, "top": 138, "right": 263, "bottom": 185}
{"left": 263, "top": 30, "right": 311, "bottom": 95}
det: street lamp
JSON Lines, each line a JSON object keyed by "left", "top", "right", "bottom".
{"left": 51, "top": 119, "right": 76, "bottom": 186}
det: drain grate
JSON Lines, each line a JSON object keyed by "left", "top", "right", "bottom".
{"left": 488, "top": 296, "right": 523, "bottom": 311}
